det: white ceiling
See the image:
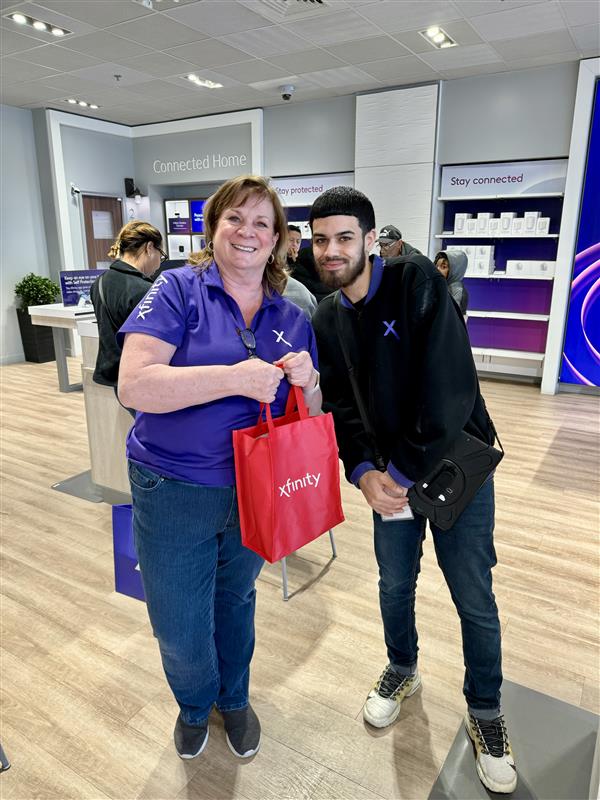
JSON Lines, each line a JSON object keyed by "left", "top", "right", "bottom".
{"left": 0, "top": 0, "right": 598, "bottom": 126}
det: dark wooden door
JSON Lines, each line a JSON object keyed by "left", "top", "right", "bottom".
{"left": 82, "top": 196, "right": 123, "bottom": 268}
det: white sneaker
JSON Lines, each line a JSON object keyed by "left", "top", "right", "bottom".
{"left": 363, "top": 665, "right": 421, "bottom": 728}
{"left": 465, "top": 712, "right": 517, "bottom": 794}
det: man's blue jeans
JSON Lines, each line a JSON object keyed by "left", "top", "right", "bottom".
{"left": 373, "top": 479, "right": 502, "bottom": 718}
{"left": 128, "top": 461, "right": 264, "bottom": 726}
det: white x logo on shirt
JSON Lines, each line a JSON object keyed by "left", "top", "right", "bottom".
{"left": 273, "top": 329, "right": 292, "bottom": 347}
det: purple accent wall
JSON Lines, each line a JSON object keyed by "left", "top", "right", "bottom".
{"left": 465, "top": 278, "right": 553, "bottom": 313}
{"left": 467, "top": 317, "right": 548, "bottom": 353}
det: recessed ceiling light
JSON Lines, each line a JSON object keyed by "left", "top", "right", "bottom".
{"left": 187, "top": 74, "right": 199, "bottom": 82}
{"left": 33, "top": 20, "right": 47, "bottom": 31}
{"left": 184, "top": 75, "right": 222, "bottom": 89}
{"left": 6, "top": 11, "right": 72, "bottom": 35}
{"left": 89, "top": 104, "right": 98, "bottom": 109}
{"left": 78, "top": 100, "right": 88, "bottom": 107}
{"left": 51, "top": 27, "right": 65, "bottom": 36}
{"left": 64, "top": 97, "right": 100, "bottom": 109}
{"left": 419, "top": 26, "right": 457, "bottom": 50}
{"left": 11, "top": 13, "right": 27, "bottom": 24}
{"left": 67, "top": 98, "right": 77, "bottom": 104}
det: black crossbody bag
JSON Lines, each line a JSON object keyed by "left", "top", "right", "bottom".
{"left": 334, "top": 293, "right": 504, "bottom": 530}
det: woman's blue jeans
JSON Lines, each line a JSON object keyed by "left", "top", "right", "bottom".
{"left": 373, "top": 479, "right": 502, "bottom": 718}
{"left": 128, "top": 461, "right": 264, "bottom": 726}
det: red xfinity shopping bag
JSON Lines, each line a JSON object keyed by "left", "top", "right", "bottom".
{"left": 233, "top": 386, "right": 344, "bottom": 563}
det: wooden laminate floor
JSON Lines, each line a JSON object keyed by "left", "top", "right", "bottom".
{"left": 1, "top": 360, "right": 598, "bottom": 800}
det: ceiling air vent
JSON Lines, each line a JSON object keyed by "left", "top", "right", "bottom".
{"left": 247, "top": 0, "right": 329, "bottom": 21}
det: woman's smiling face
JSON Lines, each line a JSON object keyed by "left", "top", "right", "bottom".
{"left": 212, "top": 194, "right": 279, "bottom": 277}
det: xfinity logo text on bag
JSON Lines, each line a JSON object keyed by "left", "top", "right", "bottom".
{"left": 279, "top": 472, "right": 321, "bottom": 498}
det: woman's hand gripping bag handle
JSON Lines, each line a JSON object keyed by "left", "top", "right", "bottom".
{"left": 233, "top": 385, "right": 344, "bottom": 563}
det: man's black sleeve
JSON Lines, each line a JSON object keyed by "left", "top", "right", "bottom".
{"left": 313, "top": 299, "right": 378, "bottom": 483}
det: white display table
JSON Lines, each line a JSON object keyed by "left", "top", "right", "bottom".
{"left": 28, "top": 303, "right": 95, "bottom": 392}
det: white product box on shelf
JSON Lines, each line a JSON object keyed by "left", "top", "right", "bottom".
{"left": 466, "top": 218, "right": 478, "bottom": 235}
{"left": 500, "top": 212, "right": 516, "bottom": 233}
{"left": 523, "top": 212, "right": 541, "bottom": 233}
{"left": 468, "top": 258, "right": 496, "bottom": 276}
{"left": 167, "top": 235, "right": 191, "bottom": 260}
{"left": 454, "top": 213, "right": 472, "bottom": 233}
{"left": 506, "top": 260, "right": 556, "bottom": 277}
{"left": 489, "top": 218, "right": 501, "bottom": 235}
{"left": 536, "top": 217, "right": 550, "bottom": 235}
{"left": 511, "top": 218, "right": 525, "bottom": 235}
{"left": 473, "top": 244, "right": 495, "bottom": 262}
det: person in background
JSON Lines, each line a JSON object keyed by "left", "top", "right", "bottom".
{"left": 310, "top": 186, "right": 517, "bottom": 796}
{"left": 286, "top": 224, "right": 302, "bottom": 266}
{"left": 377, "top": 224, "right": 422, "bottom": 260}
{"left": 117, "top": 175, "right": 320, "bottom": 763}
{"left": 188, "top": 248, "right": 317, "bottom": 320}
{"left": 433, "top": 250, "right": 469, "bottom": 316}
{"left": 90, "top": 221, "right": 165, "bottom": 397}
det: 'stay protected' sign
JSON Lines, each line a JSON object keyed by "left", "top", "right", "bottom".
{"left": 271, "top": 173, "right": 354, "bottom": 206}
{"left": 441, "top": 159, "right": 567, "bottom": 198}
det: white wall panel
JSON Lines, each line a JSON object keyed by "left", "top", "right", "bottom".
{"left": 355, "top": 85, "right": 438, "bottom": 168}
{"left": 355, "top": 163, "right": 433, "bottom": 255}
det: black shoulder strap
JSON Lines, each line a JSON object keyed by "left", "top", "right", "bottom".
{"left": 334, "top": 292, "right": 385, "bottom": 471}
{"left": 96, "top": 271, "right": 119, "bottom": 332}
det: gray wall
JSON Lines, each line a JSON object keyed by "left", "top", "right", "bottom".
{"left": 1, "top": 105, "right": 50, "bottom": 364}
{"left": 60, "top": 126, "right": 134, "bottom": 267}
{"left": 438, "top": 62, "right": 579, "bottom": 164}
{"left": 264, "top": 95, "right": 355, "bottom": 177}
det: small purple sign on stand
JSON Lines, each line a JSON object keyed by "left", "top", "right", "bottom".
{"left": 168, "top": 216, "right": 190, "bottom": 234}
{"left": 113, "top": 504, "right": 145, "bottom": 602}
{"left": 60, "top": 269, "right": 105, "bottom": 307}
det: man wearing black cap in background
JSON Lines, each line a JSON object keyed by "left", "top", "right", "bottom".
{"left": 378, "top": 224, "right": 422, "bottom": 260}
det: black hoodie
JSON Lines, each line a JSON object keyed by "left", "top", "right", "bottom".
{"left": 312, "top": 254, "right": 493, "bottom": 485}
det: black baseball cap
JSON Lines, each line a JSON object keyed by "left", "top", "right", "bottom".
{"left": 378, "top": 225, "right": 402, "bottom": 243}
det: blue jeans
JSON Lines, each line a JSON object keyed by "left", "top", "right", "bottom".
{"left": 373, "top": 479, "right": 502, "bottom": 718}
{"left": 128, "top": 461, "right": 264, "bottom": 726}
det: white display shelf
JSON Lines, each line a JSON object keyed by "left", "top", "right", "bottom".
{"left": 468, "top": 310, "right": 550, "bottom": 321}
{"left": 438, "top": 192, "right": 564, "bottom": 201}
{"left": 464, "top": 272, "right": 554, "bottom": 281}
{"left": 436, "top": 233, "right": 559, "bottom": 239}
{"left": 471, "top": 347, "right": 544, "bottom": 361}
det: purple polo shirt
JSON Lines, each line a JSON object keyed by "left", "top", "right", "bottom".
{"left": 118, "top": 263, "right": 318, "bottom": 486}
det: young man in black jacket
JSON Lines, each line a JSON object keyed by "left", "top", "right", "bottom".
{"left": 310, "top": 187, "right": 517, "bottom": 795}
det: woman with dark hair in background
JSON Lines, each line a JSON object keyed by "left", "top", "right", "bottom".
{"left": 91, "top": 220, "right": 166, "bottom": 393}
{"left": 117, "top": 175, "right": 320, "bottom": 762}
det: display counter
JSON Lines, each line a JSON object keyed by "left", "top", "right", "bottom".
{"left": 29, "top": 303, "right": 95, "bottom": 392}
{"left": 77, "top": 318, "right": 131, "bottom": 497}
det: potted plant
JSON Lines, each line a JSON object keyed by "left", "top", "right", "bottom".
{"left": 14, "top": 273, "right": 61, "bottom": 363}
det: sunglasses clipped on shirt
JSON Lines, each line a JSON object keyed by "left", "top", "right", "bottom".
{"left": 237, "top": 327, "right": 257, "bottom": 359}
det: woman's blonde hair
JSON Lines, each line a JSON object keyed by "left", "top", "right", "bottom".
{"left": 191, "top": 175, "right": 289, "bottom": 294}
{"left": 108, "top": 221, "right": 162, "bottom": 260}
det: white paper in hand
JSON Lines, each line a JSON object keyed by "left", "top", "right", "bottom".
{"left": 380, "top": 506, "right": 414, "bottom": 522}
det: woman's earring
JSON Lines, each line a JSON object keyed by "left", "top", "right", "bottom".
{"left": 267, "top": 253, "right": 275, "bottom": 264}
{"left": 206, "top": 240, "right": 214, "bottom": 252}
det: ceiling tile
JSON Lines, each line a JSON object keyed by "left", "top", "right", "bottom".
{"left": 468, "top": 2, "right": 567, "bottom": 42}
{"left": 220, "top": 25, "right": 311, "bottom": 57}
{"left": 0, "top": 27, "right": 44, "bottom": 54}
{"left": 67, "top": 61, "right": 156, "bottom": 87}
{"left": 300, "top": 64, "right": 378, "bottom": 88}
{"left": 569, "top": 23, "right": 600, "bottom": 53}
{"left": 452, "top": 0, "right": 546, "bottom": 14}
{"left": 164, "top": 0, "right": 270, "bottom": 36}
{"left": 358, "top": 55, "right": 440, "bottom": 82}
{"left": 113, "top": 51, "right": 199, "bottom": 78}
{"left": 266, "top": 48, "right": 345, "bottom": 73}
{"left": 33, "top": 0, "right": 153, "bottom": 26}
{"left": 282, "top": 9, "right": 383, "bottom": 45}
{"left": 434, "top": 19, "right": 484, "bottom": 47}
{"left": 438, "top": 63, "right": 509, "bottom": 81}
{"left": 502, "top": 52, "right": 580, "bottom": 70}
{"left": 324, "top": 35, "right": 411, "bottom": 64}
{"left": 492, "top": 29, "right": 577, "bottom": 60}
{"left": 165, "top": 38, "right": 250, "bottom": 66}
{"left": 355, "top": 0, "right": 462, "bottom": 34}
{"left": 0, "top": 79, "right": 62, "bottom": 103}
{"left": 58, "top": 31, "right": 154, "bottom": 60}
{"left": 108, "top": 14, "right": 208, "bottom": 50}
{"left": 418, "top": 42, "right": 503, "bottom": 69}
{"left": 41, "top": 73, "right": 112, "bottom": 93}
{"left": 249, "top": 74, "right": 314, "bottom": 93}
{"left": 559, "top": 0, "right": 599, "bottom": 26}
{"left": 0, "top": 55, "right": 61, "bottom": 81}
{"left": 238, "top": 0, "right": 342, "bottom": 24}
{"left": 13, "top": 43, "right": 103, "bottom": 70}
{"left": 214, "top": 58, "right": 288, "bottom": 83}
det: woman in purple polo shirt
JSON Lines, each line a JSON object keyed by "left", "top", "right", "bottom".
{"left": 118, "top": 176, "right": 321, "bottom": 761}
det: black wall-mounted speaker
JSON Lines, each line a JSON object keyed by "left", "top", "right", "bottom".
{"left": 124, "top": 178, "right": 135, "bottom": 197}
